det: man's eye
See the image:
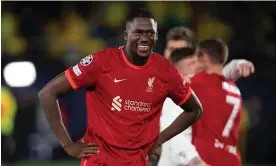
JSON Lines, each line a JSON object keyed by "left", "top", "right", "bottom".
{"left": 134, "top": 32, "right": 141, "bottom": 35}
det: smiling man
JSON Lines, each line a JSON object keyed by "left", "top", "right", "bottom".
{"left": 38, "top": 9, "right": 203, "bottom": 166}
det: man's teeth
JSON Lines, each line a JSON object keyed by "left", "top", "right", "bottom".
{"left": 138, "top": 46, "right": 149, "bottom": 48}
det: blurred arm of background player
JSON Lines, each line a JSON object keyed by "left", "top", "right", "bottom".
{"left": 222, "top": 59, "right": 255, "bottom": 81}
{"left": 184, "top": 59, "right": 255, "bottom": 84}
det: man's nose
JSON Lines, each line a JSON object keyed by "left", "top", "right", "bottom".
{"left": 140, "top": 33, "right": 150, "bottom": 41}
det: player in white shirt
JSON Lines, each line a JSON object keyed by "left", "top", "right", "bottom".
{"left": 157, "top": 27, "right": 254, "bottom": 166}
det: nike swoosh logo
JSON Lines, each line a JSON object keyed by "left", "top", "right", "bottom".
{"left": 114, "top": 78, "right": 127, "bottom": 83}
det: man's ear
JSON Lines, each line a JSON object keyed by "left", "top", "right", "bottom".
{"left": 124, "top": 31, "right": 128, "bottom": 41}
{"left": 199, "top": 51, "right": 210, "bottom": 64}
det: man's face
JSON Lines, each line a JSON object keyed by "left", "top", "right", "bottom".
{"left": 125, "top": 17, "right": 158, "bottom": 57}
{"left": 175, "top": 55, "right": 199, "bottom": 76}
{"left": 164, "top": 40, "right": 190, "bottom": 59}
{"left": 197, "top": 51, "right": 209, "bottom": 70}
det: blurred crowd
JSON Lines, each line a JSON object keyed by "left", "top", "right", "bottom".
{"left": 1, "top": 1, "right": 276, "bottom": 165}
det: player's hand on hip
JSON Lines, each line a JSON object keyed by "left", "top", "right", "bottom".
{"left": 63, "top": 141, "right": 100, "bottom": 159}
{"left": 148, "top": 140, "right": 162, "bottom": 160}
{"left": 237, "top": 60, "right": 255, "bottom": 77}
{"left": 188, "top": 156, "right": 210, "bottom": 166}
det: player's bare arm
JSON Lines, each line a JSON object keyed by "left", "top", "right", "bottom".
{"left": 159, "top": 90, "right": 202, "bottom": 143}
{"left": 183, "top": 59, "right": 255, "bottom": 84}
{"left": 149, "top": 90, "right": 202, "bottom": 159}
{"left": 38, "top": 73, "right": 99, "bottom": 158}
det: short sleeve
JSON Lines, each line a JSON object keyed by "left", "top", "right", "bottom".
{"left": 64, "top": 51, "right": 105, "bottom": 90}
{"left": 167, "top": 65, "right": 192, "bottom": 106}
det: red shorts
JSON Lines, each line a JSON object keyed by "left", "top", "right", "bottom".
{"left": 80, "top": 135, "right": 153, "bottom": 166}
{"left": 80, "top": 147, "right": 150, "bottom": 166}
{"left": 80, "top": 154, "right": 150, "bottom": 166}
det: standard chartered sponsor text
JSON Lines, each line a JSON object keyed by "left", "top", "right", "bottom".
{"left": 124, "top": 100, "right": 151, "bottom": 112}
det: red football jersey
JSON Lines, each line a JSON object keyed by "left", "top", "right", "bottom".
{"left": 65, "top": 46, "right": 191, "bottom": 166}
{"left": 191, "top": 72, "right": 242, "bottom": 166}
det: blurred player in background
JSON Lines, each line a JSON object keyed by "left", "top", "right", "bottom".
{"left": 38, "top": 9, "right": 203, "bottom": 166}
{"left": 164, "top": 27, "right": 195, "bottom": 60}
{"left": 191, "top": 39, "right": 244, "bottom": 166}
{"left": 157, "top": 27, "right": 254, "bottom": 166}
{"left": 164, "top": 26, "right": 254, "bottom": 82}
{"left": 159, "top": 48, "right": 208, "bottom": 166}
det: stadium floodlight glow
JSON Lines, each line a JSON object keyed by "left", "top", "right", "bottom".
{"left": 3, "top": 61, "right": 37, "bottom": 87}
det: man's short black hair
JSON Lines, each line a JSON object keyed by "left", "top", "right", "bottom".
{"left": 170, "top": 47, "right": 196, "bottom": 64}
{"left": 126, "top": 8, "right": 156, "bottom": 22}
{"left": 126, "top": 8, "right": 156, "bottom": 30}
{"left": 199, "top": 38, "right": 228, "bottom": 65}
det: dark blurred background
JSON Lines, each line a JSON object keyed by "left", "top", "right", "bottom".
{"left": 1, "top": 1, "right": 276, "bottom": 166}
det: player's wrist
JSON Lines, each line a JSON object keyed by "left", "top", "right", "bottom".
{"left": 156, "top": 138, "right": 163, "bottom": 146}
{"left": 61, "top": 139, "right": 73, "bottom": 148}
{"left": 157, "top": 133, "right": 167, "bottom": 145}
